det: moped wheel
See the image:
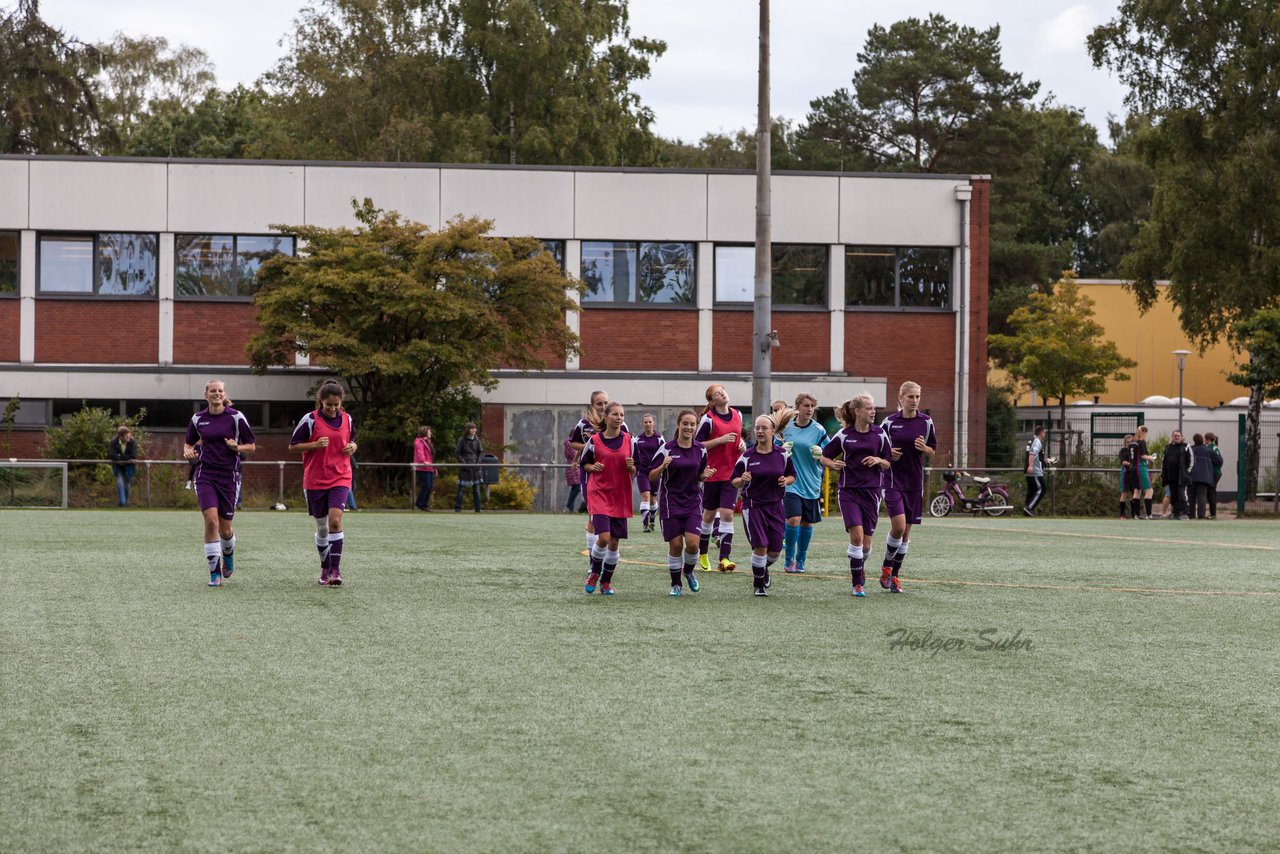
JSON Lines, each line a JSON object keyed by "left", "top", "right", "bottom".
{"left": 983, "top": 490, "right": 1011, "bottom": 516}
{"left": 929, "top": 493, "right": 953, "bottom": 518}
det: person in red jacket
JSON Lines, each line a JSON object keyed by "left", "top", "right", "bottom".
{"left": 578, "top": 401, "right": 637, "bottom": 595}
{"left": 289, "top": 379, "right": 358, "bottom": 586}
{"left": 413, "top": 425, "right": 436, "bottom": 511}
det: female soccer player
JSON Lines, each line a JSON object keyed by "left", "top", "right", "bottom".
{"left": 781, "top": 392, "right": 829, "bottom": 573}
{"left": 1118, "top": 432, "right": 1136, "bottom": 518}
{"left": 568, "top": 390, "right": 628, "bottom": 559}
{"left": 647, "top": 409, "right": 712, "bottom": 596}
{"left": 633, "top": 414, "right": 666, "bottom": 533}
{"left": 1133, "top": 424, "right": 1157, "bottom": 518}
{"left": 579, "top": 402, "right": 637, "bottom": 595}
{"left": 877, "top": 381, "right": 937, "bottom": 592}
{"left": 183, "top": 380, "right": 256, "bottom": 586}
{"left": 732, "top": 413, "right": 797, "bottom": 596}
{"left": 696, "top": 384, "right": 745, "bottom": 573}
{"left": 289, "top": 379, "right": 358, "bottom": 586}
{"left": 821, "top": 394, "right": 891, "bottom": 597}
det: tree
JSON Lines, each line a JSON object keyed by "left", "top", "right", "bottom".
{"left": 247, "top": 201, "right": 581, "bottom": 458}
{"left": 257, "top": 0, "right": 665, "bottom": 166}
{"left": 42, "top": 404, "right": 148, "bottom": 497}
{"left": 990, "top": 272, "right": 1136, "bottom": 442}
{"left": 0, "top": 0, "right": 109, "bottom": 153}
{"left": 94, "top": 33, "right": 216, "bottom": 153}
{"left": 655, "top": 118, "right": 799, "bottom": 170}
{"left": 126, "top": 85, "right": 270, "bottom": 159}
{"left": 1089, "top": 0, "right": 1280, "bottom": 499}
{"left": 1227, "top": 308, "right": 1280, "bottom": 498}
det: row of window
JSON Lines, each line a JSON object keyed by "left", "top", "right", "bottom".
{"left": 10, "top": 398, "right": 318, "bottom": 430}
{"left": 1, "top": 231, "right": 951, "bottom": 309}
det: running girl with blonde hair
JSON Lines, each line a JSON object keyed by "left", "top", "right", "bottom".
{"left": 821, "top": 393, "right": 892, "bottom": 597}
{"left": 732, "top": 411, "right": 797, "bottom": 596}
{"left": 646, "top": 409, "right": 712, "bottom": 596}
{"left": 877, "top": 381, "right": 936, "bottom": 592}
{"left": 633, "top": 414, "right": 666, "bottom": 533}
{"left": 695, "top": 384, "right": 745, "bottom": 573}
{"left": 183, "top": 380, "right": 256, "bottom": 586}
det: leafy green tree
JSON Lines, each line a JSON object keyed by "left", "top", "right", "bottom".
{"left": 985, "top": 380, "right": 1021, "bottom": 468}
{"left": 126, "top": 85, "right": 270, "bottom": 159}
{"left": 42, "top": 404, "right": 148, "bottom": 495}
{"left": 656, "top": 118, "right": 800, "bottom": 170}
{"left": 257, "top": 0, "right": 664, "bottom": 166}
{"left": 990, "top": 272, "right": 1136, "bottom": 443}
{"left": 1089, "top": 0, "right": 1280, "bottom": 499}
{"left": 1227, "top": 308, "right": 1280, "bottom": 498}
{"left": 1077, "top": 116, "right": 1154, "bottom": 277}
{"left": 247, "top": 201, "right": 581, "bottom": 459}
{"left": 94, "top": 33, "right": 216, "bottom": 153}
{"left": 0, "top": 0, "right": 109, "bottom": 153}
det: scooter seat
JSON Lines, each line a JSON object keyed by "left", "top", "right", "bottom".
{"left": 971, "top": 476, "right": 991, "bottom": 484}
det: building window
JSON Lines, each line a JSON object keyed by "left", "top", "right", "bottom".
{"left": 39, "top": 233, "right": 158, "bottom": 296}
{"left": 0, "top": 231, "right": 17, "bottom": 295}
{"left": 176, "top": 234, "right": 296, "bottom": 298}
{"left": 540, "top": 240, "right": 565, "bottom": 270}
{"left": 846, "top": 246, "right": 952, "bottom": 309}
{"left": 715, "top": 244, "right": 828, "bottom": 306}
{"left": 581, "top": 241, "right": 694, "bottom": 305}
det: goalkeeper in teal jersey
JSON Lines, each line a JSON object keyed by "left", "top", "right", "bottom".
{"left": 780, "top": 393, "right": 830, "bottom": 573}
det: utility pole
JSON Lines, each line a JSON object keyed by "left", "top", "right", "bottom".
{"left": 752, "top": 0, "right": 772, "bottom": 418}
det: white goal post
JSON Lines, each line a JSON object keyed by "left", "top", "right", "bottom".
{"left": 0, "top": 460, "right": 69, "bottom": 509}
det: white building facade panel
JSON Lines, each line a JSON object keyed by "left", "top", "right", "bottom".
{"left": 839, "top": 177, "right": 962, "bottom": 246}
{"left": 29, "top": 161, "right": 168, "bottom": 232}
{"left": 167, "top": 163, "right": 305, "bottom": 233}
{"left": 440, "top": 168, "right": 574, "bottom": 238}
{"left": 0, "top": 160, "right": 29, "bottom": 228}
{"left": 305, "top": 166, "right": 440, "bottom": 229}
{"left": 573, "top": 172, "right": 707, "bottom": 241}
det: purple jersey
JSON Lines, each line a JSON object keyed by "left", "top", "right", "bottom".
{"left": 880, "top": 410, "right": 936, "bottom": 493}
{"left": 823, "top": 424, "right": 892, "bottom": 490}
{"left": 633, "top": 432, "right": 666, "bottom": 475}
{"left": 731, "top": 446, "right": 796, "bottom": 507}
{"left": 569, "top": 417, "right": 630, "bottom": 446}
{"left": 290, "top": 410, "right": 357, "bottom": 446}
{"left": 185, "top": 407, "right": 255, "bottom": 473}
{"left": 653, "top": 440, "right": 707, "bottom": 518}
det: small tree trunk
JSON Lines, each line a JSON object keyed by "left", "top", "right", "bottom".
{"left": 509, "top": 99, "right": 516, "bottom": 165}
{"left": 1245, "top": 371, "right": 1263, "bottom": 501}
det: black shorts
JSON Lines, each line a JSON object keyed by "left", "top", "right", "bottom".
{"left": 783, "top": 492, "right": 822, "bottom": 524}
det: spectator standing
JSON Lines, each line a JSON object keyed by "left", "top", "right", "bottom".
{"left": 414, "top": 425, "right": 437, "bottom": 511}
{"left": 109, "top": 426, "right": 138, "bottom": 507}
{"left": 1161, "top": 430, "right": 1192, "bottom": 520}
{"left": 455, "top": 422, "right": 484, "bottom": 512}
{"left": 563, "top": 437, "right": 582, "bottom": 512}
{"left": 1205, "top": 432, "right": 1223, "bottom": 518}
{"left": 1023, "top": 426, "right": 1046, "bottom": 517}
{"left": 1188, "top": 433, "right": 1223, "bottom": 520}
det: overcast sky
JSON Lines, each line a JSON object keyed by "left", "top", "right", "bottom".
{"left": 36, "top": 0, "right": 1132, "bottom": 143}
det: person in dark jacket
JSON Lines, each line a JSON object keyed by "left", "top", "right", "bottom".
{"left": 454, "top": 422, "right": 484, "bottom": 512}
{"left": 1188, "top": 433, "right": 1223, "bottom": 519}
{"left": 1161, "top": 430, "right": 1192, "bottom": 520}
{"left": 1205, "top": 431, "right": 1223, "bottom": 518}
{"left": 108, "top": 426, "right": 138, "bottom": 507}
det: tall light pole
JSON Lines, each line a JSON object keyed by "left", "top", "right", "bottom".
{"left": 752, "top": 0, "right": 772, "bottom": 417}
{"left": 1172, "top": 349, "right": 1191, "bottom": 435}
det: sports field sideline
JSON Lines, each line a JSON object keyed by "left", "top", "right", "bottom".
{"left": 2, "top": 510, "right": 1278, "bottom": 851}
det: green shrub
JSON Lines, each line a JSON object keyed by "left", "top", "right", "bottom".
{"left": 488, "top": 469, "right": 536, "bottom": 510}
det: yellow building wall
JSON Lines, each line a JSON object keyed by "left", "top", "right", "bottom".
{"left": 998, "top": 280, "right": 1250, "bottom": 407}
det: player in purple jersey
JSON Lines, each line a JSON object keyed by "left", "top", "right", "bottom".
{"left": 731, "top": 412, "right": 797, "bottom": 596}
{"left": 567, "top": 390, "right": 630, "bottom": 562}
{"left": 646, "top": 409, "right": 712, "bottom": 596}
{"left": 877, "top": 381, "right": 938, "bottom": 592}
{"left": 821, "top": 394, "right": 891, "bottom": 598}
{"left": 183, "top": 380, "right": 256, "bottom": 586}
{"left": 633, "top": 415, "right": 666, "bottom": 533}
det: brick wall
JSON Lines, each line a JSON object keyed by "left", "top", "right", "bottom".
{"left": 481, "top": 404, "right": 505, "bottom": 459}
{"left": 174, "top": 302, "right": 259, "bottom": 365}
{"left": 580, "top": 308, "right": 698, "bottom": 371}
{"left": 712, "top": 310, "right": 829, "bottom": 373}
{"left": 845, "top": 312, "right": 958, "bottom": 462}
{"left": 0, "top": 299, "right": 18, "bottom": 361}
{"left": 36, "top": 300, "right": 158, "bottom": 363}
{"left": 967, "top": 179, "right": 991, "bottom": 466}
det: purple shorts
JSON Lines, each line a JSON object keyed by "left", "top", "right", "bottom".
{"left": 195, "top": 470, "right": 240, "bottom": 520}
{"left": 702, "top": 480, "right": 738, "bottom": 512}
{"left": 661, "top": 512, "right": 702, "bottom": 542}
{"left": 839, "top": 487, "right": 882, "bottom": 535}
{"left": 637, "top": 473, "right": 655, "bottom": 494}
{"left": 590, "top": 514, "right": 629, "bottom": 540}
{"left": 883, "top": 489, "right": 923, "bottom": 525}
{"left": 306, "top": 486, "right": 351, "bottom": 518}
{"left": 742, "top": 501, "right": 786, "bottom": 553}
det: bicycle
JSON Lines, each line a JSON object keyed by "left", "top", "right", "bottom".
{"left": 929, "top": 470, "right": 1012, "bottom": 517}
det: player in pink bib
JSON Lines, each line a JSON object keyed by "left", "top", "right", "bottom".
{"left": 578, "top": 401, "right": 637, "bottom": 595}
{"left": 289, "top": 379, "right": 358, "bottom": 586}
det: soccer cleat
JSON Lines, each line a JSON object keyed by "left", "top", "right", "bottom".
{"left": 601, "top": 583, "right": 615, "bottom": 596}
{"left": 585, "top": 572, "right": 600, "bottom": 594}
{"left": 669, "top": 585, "right": 682, "bottom": 597}
{"left": 317, "top": 574, "right": 329, "bottom": 586}
{"left": 208, "top": 568, "right": 222, "bottom": 587}
{"left": 795, "top": 563, "right": 806, "bottom": 574}
{"left": 852, "top": 584, "right": 865, "bottom": 598}
{"left": 698, "top": 553, "right": 711, "bottom": 571}
{"left": 717, "top": 558, "right": 736, "bottom": 573}
{"left": 784, "top": 562, "right": 799, "bottom": 574}
{"left": 889, "top": 577, "right": 903, "bottom": 593}
{"left": 329, "top": 570, "right": 343, "bottom": 587}
{"left": 880, "top": 567, "right": 892, "bottom": 589}
{"left": 684, "top": 571, "right": 700, "bottom": 592}
{"left": 763, "top": 571, "right": 771, "bottom": 589}
{"left": 221, "top": 552, "right": 234, "bottom": 579}
{"left": 1021, "top": 507, "right": 1036, "bottom": 517}
{"left": 754, "top": 587, "right": 768, "bottom": 597}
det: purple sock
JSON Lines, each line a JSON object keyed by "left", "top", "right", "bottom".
{"left": 327, "top": 533, "right": 344, "bottom": 573}
{"left": 718, "top": 533, "right": 733, "bottom": 562}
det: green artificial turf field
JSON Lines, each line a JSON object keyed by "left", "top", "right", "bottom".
{"left": 2, "top": 510, "right": 1278, "bottom": 851}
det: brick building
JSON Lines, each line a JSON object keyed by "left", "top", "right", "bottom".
{"left": 0, "top": 156, "right": 989, "bottom": 473}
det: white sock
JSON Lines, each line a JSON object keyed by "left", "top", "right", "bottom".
{"left": 220, "top": 534, "right": 236, "bottom": 556}
{"left": 204, "top": 541, "right": 220, "bottom": 569}
{"left": 585, "top": 532, "right": 595, "bottom": 552}
{"left": 604, "top": 549, "right": 620, "bottom": 567}
{"left": 591, "top": 543, "right": 608, "bottom": 561}
{"left": 847, "top": 544, "right": 864, "bottom": 560}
